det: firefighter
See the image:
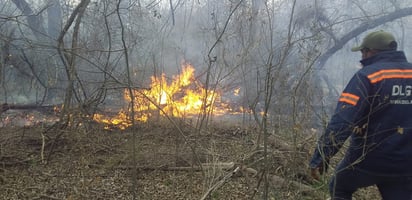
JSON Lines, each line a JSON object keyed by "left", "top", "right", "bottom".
{"left": 309, "top": 30, "right": 412, "bottom": 199}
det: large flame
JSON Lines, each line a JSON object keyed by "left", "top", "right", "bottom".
{"left": 93, "top": 63, "right": 235, "bottom": 130}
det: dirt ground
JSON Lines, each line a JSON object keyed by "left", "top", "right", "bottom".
{"left": 0, "top": 114, "right": 380, "bottom": 200}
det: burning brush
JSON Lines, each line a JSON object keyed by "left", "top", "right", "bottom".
{"left": 93, "top": 63, "right": 244, "bottom": 130}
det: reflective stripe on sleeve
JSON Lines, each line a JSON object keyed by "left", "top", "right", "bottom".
{"left": 339, "top": 92, "right": 360, "bottom": 106}
{"left": 367, "top": 69, "right": 412, "bottom": 84}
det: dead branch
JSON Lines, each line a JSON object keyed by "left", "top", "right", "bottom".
{"left": 113, "top": 162, "right": 235, "bottom": 172}
{"left": 0, "top": 155, "right": 35, "bottom": 167}
{"left": 41, "top": 131, "right": 45, "bottom": 164}
{"left": 240, "top": 165, "right": 258, "bottom": 177}
{"left": 270, "top": 174, "right": 314, "bottom": 193}
{"left": 1, "top": 103, "right": 59, "bottom": 112}
{"left": 1, "top": 103, "right": 8, "bottom": 112}
{"left": 200, "top": 166, "right": 240, "bottom": 200}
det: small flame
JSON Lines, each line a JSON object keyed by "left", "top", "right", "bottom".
{"left": 93, "top": 111, "right": 132, "bottom": 130}
{"left": 233, "top": 87, "right": 240, "bottom": 96}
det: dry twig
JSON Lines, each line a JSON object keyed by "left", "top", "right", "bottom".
{"left": 200, "top": 166, "right": 240, "bottom": 200}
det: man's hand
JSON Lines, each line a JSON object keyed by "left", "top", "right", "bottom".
{"left": 310, "top": 161, "right": 329, "bottom": 181}
{"left": 310, "top": 167, "right": 321, "bottom": 180}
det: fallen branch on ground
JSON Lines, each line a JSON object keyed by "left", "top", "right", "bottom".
{"left": 200, "top": 166, "right": 240, "bottom": 200}
{"left": 271, "top": 174, "right": 314, "bottom": 192}
{"left": 108, "top": 162, "right": 235, "bottom": 171}
{"left": 1, "top": 103, "right": 59, "bottom": 112}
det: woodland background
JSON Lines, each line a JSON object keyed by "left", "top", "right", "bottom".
{"left": 1, "top": 0, "right": 412, "bottom": 199}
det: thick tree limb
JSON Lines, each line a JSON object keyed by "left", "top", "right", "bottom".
{"left": 315, "top": 6, "right": 412, "bottom": 98}
{"left": 317, "top": 7, "right": 412, "bottom": 70}
{"left": 11, "top": 0, "right": 47, "bottom": 39}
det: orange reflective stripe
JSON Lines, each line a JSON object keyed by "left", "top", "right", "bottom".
{"left": 367, "top": 69, "right": 412, "bottom": 84}
{"left": 339, "top": 92, "right": 360, "bottom": 106}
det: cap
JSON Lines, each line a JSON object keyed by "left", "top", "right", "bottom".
{"left": 351, "top": 30, "right": 396, "bottom": 52}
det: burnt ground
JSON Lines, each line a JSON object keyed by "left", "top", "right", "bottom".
{"left": 0, "top": 115, "right": 381, "bottom": 200}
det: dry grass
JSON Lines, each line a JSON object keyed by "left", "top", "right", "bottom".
{"left": 0, "top": 118, "right": 380, "bottom": 199}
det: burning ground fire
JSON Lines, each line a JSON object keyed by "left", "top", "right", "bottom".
{"left": 0, "top": 64, "right": 246, "bottom": 129}
{"left": 93, "top": 63, "right": 245, "bottom": 130}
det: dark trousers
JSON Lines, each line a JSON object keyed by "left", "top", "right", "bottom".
{"left": 330, "top": 161, "right": 412, "bottom": 200}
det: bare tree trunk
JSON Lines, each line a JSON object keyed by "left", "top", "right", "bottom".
{"left": 47, "top": 0, "right": 62, "bottom": 40}
{"left": 258, "top": 0, "right": 297, "bottom": 198}
{"left": 11, "top": 0, "right": 47, "bottom": 40}
{"left": 115, "top": 1, "right": 138, "bottom": 199}
{"left": 10, "top": 0, "right": 63, "bottom": 103}
{"left": 56, "top": 0, "right": 90, "bottom": 122}
{"left": 198, "top": 0, "right": 245, "bottom": 131}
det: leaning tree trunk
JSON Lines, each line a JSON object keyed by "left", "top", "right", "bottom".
{"left": 314, "top": 6, "right": 412, "bottom": 99}
{"left": 10, "top": 0, "right": 64, "bottom": 103}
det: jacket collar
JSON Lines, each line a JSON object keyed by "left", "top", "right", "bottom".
{"left": 360, "top": 51, "right": 407, "bottom": 67}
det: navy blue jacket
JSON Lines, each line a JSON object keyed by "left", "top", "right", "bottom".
{"left": 310, "top": 50, "right": 412, "bottom": 175}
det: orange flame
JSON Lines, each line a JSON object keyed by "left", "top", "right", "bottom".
{"left": 93, "top": 63, "right": 234, "bottom": 129}
{"left": 233, "top": 87, "right": 240, "bottom": 96}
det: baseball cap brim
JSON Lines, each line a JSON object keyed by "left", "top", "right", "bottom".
{"left": 351, "top": 46, "right": 363, "bottom": 52}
